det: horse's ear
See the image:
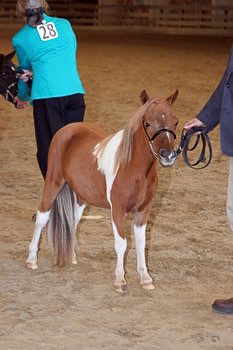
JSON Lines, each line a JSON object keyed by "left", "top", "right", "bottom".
{"left": 5, "top": 51, "right": 15, "bottom": 61}
{"left": 166, "top": 89, "right": 179, "bottom": 105}
{"left": 140, "top": 89, "right": 150, "bottom": 104}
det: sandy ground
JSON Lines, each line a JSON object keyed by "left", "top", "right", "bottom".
{"left": 1, "top": 25, "right": 233, "bottom": 350}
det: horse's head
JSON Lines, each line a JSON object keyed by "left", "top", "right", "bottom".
{"left": 141, "top": 89, "right": 179, "bottom": 167}
{"left": 0, "top": 51, "right": 19, "bottom": 104}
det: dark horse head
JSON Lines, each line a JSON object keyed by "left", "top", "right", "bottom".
{"left": 0, "top": 51, "right": 23, "bottom": 104}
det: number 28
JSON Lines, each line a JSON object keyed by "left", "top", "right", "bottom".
{"left": 37, "top": 22, "right": 58, "bottom": 41}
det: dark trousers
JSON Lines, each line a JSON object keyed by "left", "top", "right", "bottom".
{"left": 33, "top": 93, "right": 85, "bottom": 179}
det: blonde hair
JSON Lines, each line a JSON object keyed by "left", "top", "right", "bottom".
{"left": 16, "top": 0, "right": 49, "bottom": 17}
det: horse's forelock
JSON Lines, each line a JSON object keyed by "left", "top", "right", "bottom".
{"left": 127, "top": 98, "right": 160, "bottom": 133}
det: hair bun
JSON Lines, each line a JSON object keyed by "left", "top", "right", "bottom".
{"left": 25, "top": 7, "right": 45, "bottom": 27}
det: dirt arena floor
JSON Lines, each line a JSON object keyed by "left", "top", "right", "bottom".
{"left": 1, "top": 24, "right": 233, "bottom": 350}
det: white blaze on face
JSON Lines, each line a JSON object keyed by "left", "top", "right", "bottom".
{"left": 158, "top": 123, "right": 176, "bottom": 166}
{"left": 160, "top": 114, "right": 173, "bottom": 145}
{"left": 93, "top": 130, "right": 124, "bottom": 206}
{"left": 166, "top": 130, "right": 172, "bottom": 143}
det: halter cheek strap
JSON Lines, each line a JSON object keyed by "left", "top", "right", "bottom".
{"left": 5, "top": 82, "right": 17, "bottom": 102}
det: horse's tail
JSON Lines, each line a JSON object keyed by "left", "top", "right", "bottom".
{"left": 47, "top": 183, "right": 76, "bottom": 266}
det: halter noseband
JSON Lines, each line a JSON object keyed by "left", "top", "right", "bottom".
{"left": 143, "top": 122, "right": 177, "bottom": 160}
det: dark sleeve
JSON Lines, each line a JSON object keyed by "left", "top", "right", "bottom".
{"left": 196, "top": 68, "right": 227, "bottom": 131}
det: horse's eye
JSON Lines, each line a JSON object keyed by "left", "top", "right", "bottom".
{"left": 175, "top": 121, "right": 178, "bottom": 127}
{"left": 144, "top": 122, "right": 151, "bottom": 127}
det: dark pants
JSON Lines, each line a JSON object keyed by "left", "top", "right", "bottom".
{"left": 33, "top": 93, "right": 85, "bottom": 179}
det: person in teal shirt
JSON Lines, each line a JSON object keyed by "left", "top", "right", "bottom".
{"left": 13, "top": 0, "right": 85, "bottom": 179}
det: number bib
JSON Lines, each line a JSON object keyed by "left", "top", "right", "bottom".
{"left": 37, "top": 22, "right": 58, "bottom": 41}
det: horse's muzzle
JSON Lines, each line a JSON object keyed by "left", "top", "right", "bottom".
{"left": 159, "top": 149, "right": 177, "bottom": 167}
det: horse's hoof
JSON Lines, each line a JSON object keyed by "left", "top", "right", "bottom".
{"left": 26, "top": 262, "right": 38, "bottom": 270}
{"left": 31, "top": 213, "right": 37, "bottom": 222}
{"left": 72, "top": 257, "right": 78, "bottom": 265}
{"left": 114, "top": 283, "right": 127, "bottom": 293}
{"left": 141, "top": 281, "right": 155, "bottom": 290}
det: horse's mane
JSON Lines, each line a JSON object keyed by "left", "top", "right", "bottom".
{"left": 93, "top": 97, "right": 160, "bottom": 175}
{"left": 115, "top": 97, "right": 160, "bottom": 170}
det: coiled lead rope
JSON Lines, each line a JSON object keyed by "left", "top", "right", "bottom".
{"left": 177, "top": 126, "right": 212, "bottom": 170}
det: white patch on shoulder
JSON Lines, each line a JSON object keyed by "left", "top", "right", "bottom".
{"left": 93, "top": 129, "right": 124, "bottom": 206}
{"left": 93, "top": 129, "right": 124, "bottom": 177}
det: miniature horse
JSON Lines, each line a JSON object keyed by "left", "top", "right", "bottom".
{"left": 0, "top": 51, "right": 19, "bottom": 103}
{"left": 0, "top": 51, "right": 31, "bottom": 104}
{"left": 26, "top": 89, "right": 179, "bottom": 293}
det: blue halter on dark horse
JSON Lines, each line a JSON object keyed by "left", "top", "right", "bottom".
{"left": 0, "top": 51, "right": 32, "bottom": 105}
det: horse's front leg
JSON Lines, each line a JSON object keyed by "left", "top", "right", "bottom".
{"left": 134, "top": 209, "right": 154, "bottom": 290}
{"left": 26, "top": 210, "right": 51, "bottom": 269}
{"left": 111, "top": 210, "right": 127, "bottom": 293}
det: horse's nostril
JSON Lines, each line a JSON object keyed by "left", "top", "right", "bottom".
{"left": 160, "top": 149, "right": 177, "bottom": 159}
{"left": 159, "top": 149, "right": 164, "bottom": 157}
{"left": 171, "top": 150, "right": 177, "bottom": 158}
{"left": 160, "top": 149, "right": 169, "bottom": 158}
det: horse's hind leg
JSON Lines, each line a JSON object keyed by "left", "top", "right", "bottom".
{"left": 72, "top": 193, "right": 86, "bottom": 264}
{"left": 26, "top": 210, "right": 51, "bottom": 269}
{"left": 26, "top": 163, "right": 65, "bottom": 269}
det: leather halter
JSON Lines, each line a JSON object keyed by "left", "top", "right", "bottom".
{"left": 141, "top": 97, "right": 177, "bottom": 160}
{"left": 143, "top": 122, "right": 177, "bottom": 160}
{"left": 0, "top": 62, "right": 19, "bottom": 103}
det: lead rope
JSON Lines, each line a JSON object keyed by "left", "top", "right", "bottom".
{"left": 177, "top": 126, "right": 212, "bottom": 170}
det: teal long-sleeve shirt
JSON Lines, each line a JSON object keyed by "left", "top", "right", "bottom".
{"left": 12, "top": 14, "right": 85, "bottom": 104}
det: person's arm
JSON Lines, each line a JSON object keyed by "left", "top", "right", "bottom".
{"left": 12, "top": 37, "right": 32, "bottom": 103}
{"left": 184, "top": 68, "right": 227, "bottom": 131}
{"left": 196, "top": 68, "right": 227, "bottom": 130}
{"left": 69, "top": 21, "right": 77, "bottom": 51}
